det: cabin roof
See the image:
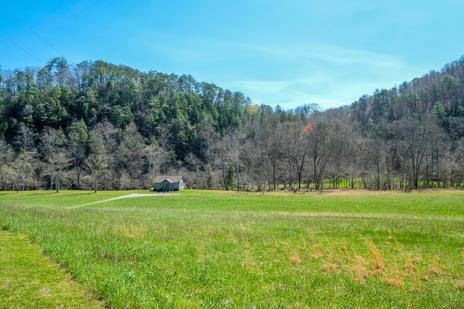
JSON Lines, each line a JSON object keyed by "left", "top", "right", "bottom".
{"left": 154, "top": 175, "right": 183, "bottom": 183}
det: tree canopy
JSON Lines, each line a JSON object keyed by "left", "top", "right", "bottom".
{"left": 1, "top": 57, "right": 464, "bottom": 191}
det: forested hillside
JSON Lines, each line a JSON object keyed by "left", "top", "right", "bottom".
{"left": 1, "top": 57, "right": 463, "bottom": 191}
{"left": 344, "top": 57, "right": 464, "bottom": 189}
{"left": 351, "top": 57, "right": 464, "bottom": 138}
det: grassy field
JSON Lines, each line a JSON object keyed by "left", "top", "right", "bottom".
{"left": 0, "top": 230, "right": 102, "bottom": 308}
{"left": 0, "top": 190, "right": 463, "bottom": 308}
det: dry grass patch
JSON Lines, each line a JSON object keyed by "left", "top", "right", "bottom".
{"left": 290, "top": 252, "right": 302, "bottom": 265}
{"left": 304, "top": 242, "right": 324, "bottom": 260}
{"left": 381, "top": 261, "right": 406, "bottom": 288}
{"left": 403, "top": 256, "right": 420, "bottom": 272}
{"left": 321, "top": 262, "right": 338, "bottom": 272}
{"left": 381, "top": 276, "right": 405, "bottom": 288}
{"left": 310, "top": 251, "right": 324, "bottom": 260}
{"left": 307, "top": 245, "right": 323, "bottom": 260}
{"left": 353, "top": 256, "right": 368, "bottom": 283}
{"left": 429, "top": 264, "right": 442, "bottom": 275}
{"left": 420, "top": 274, "right": 430, "bottom": 281}
{"left": 367, "top": 240, "right": 384, "bottom": 273}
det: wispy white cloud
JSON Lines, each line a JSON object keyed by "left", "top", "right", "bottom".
{"left": 227, "top": 77, "right": 399, "bottom": 108}
{"left": 136, "top": 34, "right": 426, "bottom": 108}
{"left": 234, "top": 42, "right": 406, "bottom": 69}
{"left": 142, "top": 35, "right": 408, "bottom": 69}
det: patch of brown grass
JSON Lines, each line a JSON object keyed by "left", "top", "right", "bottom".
{"left": 321, "top": 262, "right": 338, "bottom": 272}
{"left": 353, "top": 256, "right": 368, "bottom": 283}
{"left": 309, "top": 251, "right": 323, "bottom": 260}
{"left": 429, "top": 264, "right": 442, "bottom": 275}
{"left": 290, "top": 252, "right": 302, "bottom": 265}
{"left": 306, "top": 243, "right": 324, "bottom": 260}
{"left": 381, "top": 277, "right": 405, "bottom": 288}
{"left": 404, "top": 256, "right": 420, "bottom": 272}
{"left": 456, "top": 280, "right": 464, "bottom": 290}
{"left": 367, "top": 240, "right": 384, "bottom": 273}
{"left": 420, "top": 275, "right": 429, "bottom": 281}
{"left": 381, "top": 262, "right": 405, "bottom": 288}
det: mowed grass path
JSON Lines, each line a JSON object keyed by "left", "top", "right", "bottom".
{"left": 0, "top": 230, "right": 103, "bottom": 308}
{"left": 0, "top": 190, "right": 463, "bottom": 307}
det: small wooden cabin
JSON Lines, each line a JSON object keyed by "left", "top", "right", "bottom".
{"left": 153, "top": 176, "right": 184, "bottom": 192}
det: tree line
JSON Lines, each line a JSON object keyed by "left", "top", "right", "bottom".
{"left": 1, "top": 57, "right": 464, "bottom": 191}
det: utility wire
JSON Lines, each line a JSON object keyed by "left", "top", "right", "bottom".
{"left": 29, "top": 28, "right": 67, "bottom": 59}
{"left": 6, "top": 40, "right": 44, "bottom": 65}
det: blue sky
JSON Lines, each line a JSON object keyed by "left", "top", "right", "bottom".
{"left": 1, "top": 0, "right": 464, "bottom": 109}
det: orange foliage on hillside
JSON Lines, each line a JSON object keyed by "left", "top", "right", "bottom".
{"left": 303, "top": 123, "right": 314, "bottom": 134}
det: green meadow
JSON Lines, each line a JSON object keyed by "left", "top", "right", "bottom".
{"left": 0, "top": 190, "right": 463, "bottom": 308}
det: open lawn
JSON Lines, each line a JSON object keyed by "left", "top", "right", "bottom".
{"left": 0, "top": 190, "right": 463, "bottom": 308}
{"left": 0, "top": 230, "right": 103, "bottom": 308}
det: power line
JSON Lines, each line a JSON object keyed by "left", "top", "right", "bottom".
{"left": 6, "top": 40, "right": 44, "bottom": 65}
{"left": 29, "top": 28, "right": 67, "bottom": 59}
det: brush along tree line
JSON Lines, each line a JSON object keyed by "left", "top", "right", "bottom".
{"left": 1, "top": 57, "right": 464, "bottom": 191}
